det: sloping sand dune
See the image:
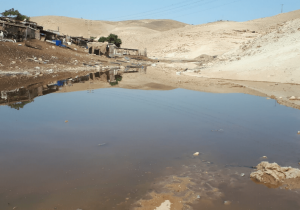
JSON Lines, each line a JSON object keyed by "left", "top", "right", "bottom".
{"left": 32, "top": 9, "right": 300, "bottom": 84}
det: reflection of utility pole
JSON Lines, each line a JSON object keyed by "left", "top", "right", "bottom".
{"left": 281, "top": 4, "right": 284, "bottom": 13}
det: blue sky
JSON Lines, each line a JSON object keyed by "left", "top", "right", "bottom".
{"left": 2, "top": 0, "right": 300, "bottom": 24}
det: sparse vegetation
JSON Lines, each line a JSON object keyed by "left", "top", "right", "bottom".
{"left": 1, "top": 8, "right": 30, "bottom": 21}
{"left": 98, "top": 34, "right": 122, "bottom": 47}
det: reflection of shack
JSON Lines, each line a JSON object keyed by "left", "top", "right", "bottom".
{"left": 87, "top": 42, "right": 108, "bottom": 56}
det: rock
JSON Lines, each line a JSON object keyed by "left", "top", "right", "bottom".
{"left": 262, "top": 156, "right": 267, "bottom": 159}
{"left": 224, "top": 201, "right": 231, "bottom": 205}
{"left": 35, "top": 67, "right": 40, "bottom": 70}
{"left": 193, "top": 152, "right": 200, "bottom": 156}
{"left": 65, "top": 120, "right": 68, "bottom": 123}
{"left": 46, "top": 69, "right": 53, "bottom": 73}
{"left": 176, "top": 72, "right": 181, "bottom": 75}
{"left": 38, "top": 58, "right": 42, "bottom": 61}
{"left": 298, "top": 131, "right": 300, "bottom": 135}
{"left": 52, "top": 46, "right": 55, "bottom": 49}
{"left": 11, "top": 61, "right": 16, "bottom": 64}
{"left": 290, "top": 96, "right": 296, "bottom": 100}
{"left": 151, "top": 64, "right": 156, "bottom": 67}
{"left": 250, "top": 162, "right": 300, "bottom": 186}
{"left": 197, "top": 195, "right": 201, "bottom": 199}
{"left": 18, "top": 44, "right": 22, "bottom": 46}
{"left": 241, "top": 173, "right": 245, "bottom": 177}
{"left": 74, "top": 48, "right": 77, "bottom": 51}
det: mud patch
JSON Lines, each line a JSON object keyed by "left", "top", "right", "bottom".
{"left": 134, "top": 160, "right": 230, "bottom": 210}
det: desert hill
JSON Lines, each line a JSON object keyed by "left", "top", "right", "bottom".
{"left": 32, "top": 9, "right": 300, "bottom": 59}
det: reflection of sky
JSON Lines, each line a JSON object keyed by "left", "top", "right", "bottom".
{"left": 1, "top": 88, "right": 300, "bottom": 167}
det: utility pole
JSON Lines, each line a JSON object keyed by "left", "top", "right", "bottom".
{"left": 281, "top": 4, "right": 284, "bottom": 13}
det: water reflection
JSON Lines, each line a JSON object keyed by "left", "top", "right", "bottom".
{"left": 0, "top": 66, "right": 147, "bottom": 109}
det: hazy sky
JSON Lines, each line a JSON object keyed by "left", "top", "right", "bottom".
{"left": 2, "top": 0, "right": 300, "bottom": 24}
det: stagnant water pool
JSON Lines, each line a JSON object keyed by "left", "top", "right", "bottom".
{"left": 1, "top": 76, "right": 300, "bottom": 210}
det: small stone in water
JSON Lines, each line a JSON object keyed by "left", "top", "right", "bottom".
{"left": 193, "top": 152, "right": 200, "bottom": 156}
{"left": 262, "top": 156, "right": 267, "bottom": 159}
{"left": 65, "top": 120, "right": 68, "bottom": 123}
{"left": 241, "top": 173, "right": 245, "bottom": 177}
{"left": 224, "top": 201, "right": 231, "bottom": 205}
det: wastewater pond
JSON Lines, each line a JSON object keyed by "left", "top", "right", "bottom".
{"left": 1, "top": 77, "right": 300, "bottom": 210}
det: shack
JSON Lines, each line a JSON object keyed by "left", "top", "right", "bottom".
{"left": 0, "top": 17, "right": 43, "bottom": 41}
{"left": 87, "top": 42, "right": 108, "bottom": 56}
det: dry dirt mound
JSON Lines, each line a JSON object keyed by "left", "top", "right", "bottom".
{"left": 250, "top": 162, "right": 300, "bottom": 189}
{"left": 200, "top": 17, "right": 300, "bottom": 84}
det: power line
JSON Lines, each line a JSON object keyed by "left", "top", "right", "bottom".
{"left": 107, "top": 0, "right": 205, "bottom": 21}
{"left": 173, "top": 0, "right": 245, "bottom": 20}
{"left": 108, "top": 0, "right": 218, "bottom": 21}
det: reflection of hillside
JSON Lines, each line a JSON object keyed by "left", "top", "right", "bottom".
{"left": 0, "top": 67, "right": 146, "bottom": 108}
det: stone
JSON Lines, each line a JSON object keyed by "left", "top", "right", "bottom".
{"left": 193, "top": 152, "right": 200, "bottom": 156}
{"left": 290, "top": 96, "right": 296, "bottom": 100}
{"left": 35, "top": 67, "right": 40, "bottom": 70}
{"left": 241, "top": 173, "right": 245, "bottom": 177}
{"left": 298, "top": 131, "right": 300, "bottom": 134}
{"left": 52, "top": 46, "right": 55, "bottom": 49}
{"left": 38, "top": 58, "right": 43, "bottom": 61}
{"left": 250, "top": 162, "right": 300, "bottom": 186}
{"left": 65, "top": 120, "right": 68, "bottom": 123}
{"left": 262, "top": 156, "right": 267, "bottom": 159}
{"left": 176, "top": 72, "right": 181, "bottom": 75}
{"left": 224, "top": 201, "right": 231, "bottom": 205}
{"left": 11, "top": 61, "right": 16, "bottom": 64}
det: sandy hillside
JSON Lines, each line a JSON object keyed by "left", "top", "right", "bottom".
{"left": 30, "top": 16, "right": 186, "bottom": 37}
{"left": 32, "top": 10, "right": 300, "bottom": 59}
{"left": 198, "top": 17, "right": 300, "bottom": 84}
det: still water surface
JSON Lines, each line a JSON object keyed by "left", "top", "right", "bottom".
{"left": 1, "top": 86, "right": 300, "bottom": 210}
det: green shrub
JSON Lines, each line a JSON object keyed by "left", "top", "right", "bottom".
{"left": 1, "top": 8, "right": 30, "bottom": 21}
{"left": 98, "top": 34, "right": 122, "bottom": 47}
